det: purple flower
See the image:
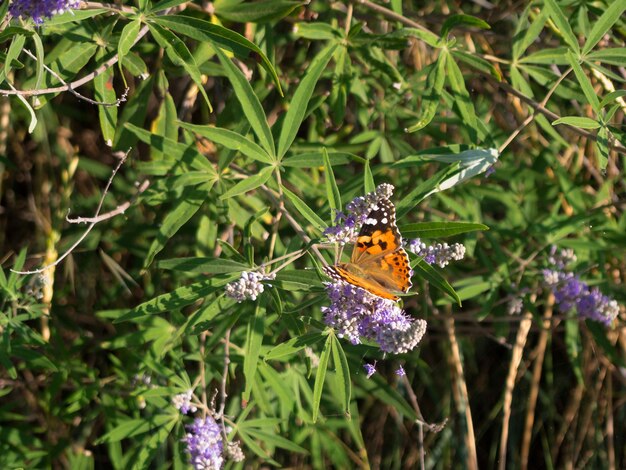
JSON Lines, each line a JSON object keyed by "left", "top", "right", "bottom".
{"left": 322, "top": 281, "right": 427, "bottom": 354}
{"left": 408, "top": 238, "right": 466, "bottom": 268}
{"left": 363, "top": 363, "right": 377, "bottom": 378}
{"left": 172, "top": 390, "right": 197, "bottom": 415}
{"left": 10, "top": 0, "right": 80, "bottom": 24}
{"left": 395, "top": 366, "right": 406, "bottom": 377}
{"left": 324, "top": 183, "right": 394, "bottom": 245}
{"left": 543, "top": 269, "right": 619, "bottom": 326}
{"left": 183, "top": 417, "right": 224, "bottom": 470}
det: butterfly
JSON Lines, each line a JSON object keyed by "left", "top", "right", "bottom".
{"left": 323, "top": 198, "right": 412, "bottom": 301}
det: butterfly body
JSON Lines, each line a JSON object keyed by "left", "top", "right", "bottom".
{"left": 324, "top": 198, "right": 412, "bottom": 301}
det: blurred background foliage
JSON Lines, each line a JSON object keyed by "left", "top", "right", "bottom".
{"left": 1, "top": 0, "right": 625, "bottom": 468}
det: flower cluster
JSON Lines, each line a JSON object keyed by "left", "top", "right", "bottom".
{"left": 322, "top": 282, "right": 427, "bottom": 354}
{"left": 541, "top": 245, "right": 620, "bottom": 326}
{"left": 10, "top": 0, "right": 80, "bottom": 24}
{"left": 225, "top": 271, "right": 275, "bottom": 302}
{"left": 543, "top": 269, "right": 619, "bottom": 326}
{"left": 323, "top": 183, "right": 394, "bottom": 244}
{"left": 408, "top": 238, "right": 466, "bottom": 268}
{"left": 172, "top": 390, "right": 197, "bottom": 415}
{"left": 183, "top": 416, "right": 224, "bottom": 470}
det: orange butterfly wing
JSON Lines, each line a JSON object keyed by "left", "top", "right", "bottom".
{"left": 324, "top": 198, "right": 412, "bottom": 301}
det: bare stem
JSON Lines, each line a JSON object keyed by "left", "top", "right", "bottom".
{"left": 12, "top": 150, "right": 137, "bottom": 275}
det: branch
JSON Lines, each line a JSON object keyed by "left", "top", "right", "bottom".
{"left": 22, "top": 49, "right": 128, "bottom": 106}
{"left": 0, "top": 25, "right": 149, "bottom": 98}
{"left": 11, "top": 150, "right": 145, "bottom": 275}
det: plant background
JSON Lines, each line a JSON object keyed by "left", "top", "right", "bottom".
{"left": 1, "top": 0, "right": 625, "bottom": 469}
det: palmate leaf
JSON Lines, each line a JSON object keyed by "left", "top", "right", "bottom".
{"left": 151, "top": 14, "right": 282, "bottom": 94}
{"left": 148, "top": 23, "right": 212, "bottom": 111}
{"left": 277, "top": 44, "right": 338, "bottom": 159}
{"left": 212, "top": 46, "right": 275, "bottom": 157}
{"left": 179, "top": 122, "right": 273, "bottom": 164}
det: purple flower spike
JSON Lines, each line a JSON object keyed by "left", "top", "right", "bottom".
{"left": 183, "top": 416, "right": 224, "bottom": 470}
{"left": 10, "top": 0, "right": 80, "bottom": 24}
{"left": 322, "top": 280, "right": 427, "bottom": 354}
{"left": 395, "top": 366, "right": 406, "bottom": 377}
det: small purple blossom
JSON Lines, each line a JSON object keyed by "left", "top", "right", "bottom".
{"left": 363, "top": 363, "right": 377, "bottom": 378}
{"left": 408, "top": 238, "right": 466, "bottom": 268}
{"left": 543, "top": 269, "right": 619, "bottom": 326}
{"left": 395, "top": 366, "right": 406, "bottom": 377}
{"left": 322, "top": 281, "right": 427, "bottom": 354}
{"left": 172, "top": 390, "right": 197, "bottom": 415}
{"left": 225, "top": 271, "right": 275, "bottom": 302}
{"left": 324, "top": 183, "right": 394, "bottom": 245}
{"left": 183, "top": 416, "right": 224, "bottom": 470}
{"left": 547, "top": 245, "right": 577, "bottom": 270}
{"left": 9, "top": 0, "right": 80, "bottom": 24}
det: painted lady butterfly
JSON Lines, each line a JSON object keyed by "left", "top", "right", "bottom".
{"left": 323, "top": 198, "right": 412, "bottom": 301}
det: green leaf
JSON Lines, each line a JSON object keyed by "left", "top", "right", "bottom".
{"left": 552, "top": 116, "right": 600, "bottom": 129}
{"left": 115, "top": 275, "right": 239, "bottom": 322}
{"left": 595, "top": 126, "right": 609, "bottom": 170}
{"left": 330, "top": 334, "right": 351, "bottom": 415}
{"left": 395, "top": 162, "right": 461, "bottom": 219}
{"left": 599, "top": 90, "right": 626, "bottom": 109}
{"left": 4, "top": 34, "right": 25, "bottom": 77}
{"left": 512, "top": 6, "right": 549, "bottom": 60}
{"left": 179, "top": 122, "right": 273, "bottom": 164}
{"left": 446, "top": 56, "right": 477, "bottom": 142}
{"left": 220, "top": 165, "right": 274, "bottom": 199}
{"left": 213, "top": 46, "right": 275, "bottom": 157}
{"left": 243, "top": 298, "right": 266, "bottom": 401}
{"left": 312, "top": 333, "right": 332, "bottom": 423}
{"left": 143, "top": 186, "right": 207, "bottom": 269}
{"left": 399, "top": 221, "right": 488, "bottom": 239}
{"left": 118, "top": 18, "right": 141, "bottom": 64}
{"left": 293, "top": 22, "right": 342, "bottom": 40}
{"left": 244, "top": 429, "right": 308, "bottom": 454}
{"left": 412, "top": 259, "right": 461, "bottom": 305}
{"left": 406, "top": 51, "right": 446, "bottom": 133}
{"left": 363, "top": 159, "right": 375, "bottom": 194}
{"left": 567, "top": 50, "right": 601, "bottom": 113}
{"left": 281, "top": 151, "right": 364, "bottom": 167}
{"left": 519, "top": 47, "right": 570, "bottom": 65}
{"left": 281, "top": 185, "right": 328, "bottom": 231}
{"left": 264, "top": 332, "right": 327, "bottom": 361}
{"left": 441, "top": 14, "right": 490, "bottom": 38}
{"left": 215, "top": 0, "right": 305, "bottom": 23}
{"left": 544, "top": 0, "right": 580, "bottom": 53}
{"left": 277, "top": 44, "right": 338, "bottom": 159}
{"left": 157, "top": 257, "right": 249, "bottom": 273}
{"left": 152, "top": 15, "right": 282, "bottom": 94}
{"left": 451, "top": 50, "right": 501, "bottom": 81}
{"left": 96, "top": 415, "right": 174, "bottom": 444}
{"left": 322, "top": 148, "right": 341, "bottom": 216}
{"left": 94, "top": 49, "right": 117, "bottom": 146}
{"left": 585, "top": 48, "right": 626, "bottom": 66}
{"left": 148, "top": 23, "right": 212, "bottom": 111}
{"left": 581, "top": 2, "right": 626, "bottom": 56}
{"left": 564, "top": 319, "right": 583, "bottom": 384}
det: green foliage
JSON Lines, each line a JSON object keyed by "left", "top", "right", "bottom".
{"left": 1, "top": 1, "right": 625, "bottom": 469}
